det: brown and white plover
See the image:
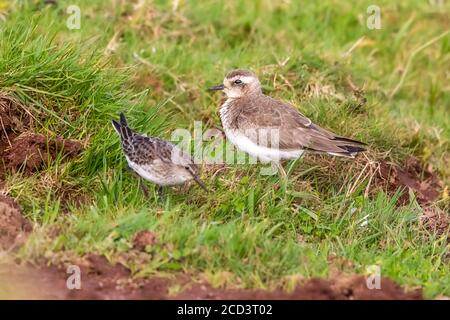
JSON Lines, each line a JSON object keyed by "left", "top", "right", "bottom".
{"left": 112, "top": 113, "right": 208, "bottom": 200}
{"left": 209, "top": 69, "right": 366, "bottom": 171}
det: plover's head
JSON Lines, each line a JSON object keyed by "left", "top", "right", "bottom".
{"left": 209, "top": 69, "right": 261, "bottom": 98}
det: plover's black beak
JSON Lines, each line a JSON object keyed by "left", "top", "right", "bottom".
{"left": 208, "top": 84, "right": 225, "bottom": 91}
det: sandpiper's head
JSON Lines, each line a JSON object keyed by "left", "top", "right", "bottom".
{"left": 209, "top": 69, "right": 261, "bottom": 98}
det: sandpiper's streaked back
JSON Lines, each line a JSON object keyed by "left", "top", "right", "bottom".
{"left": 112, "top": 113, "right": 207, "bottom": 199}
{"left": 209, "top": 69, "right": 366, "bottom": 162}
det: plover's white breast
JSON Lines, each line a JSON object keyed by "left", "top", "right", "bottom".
{"left": 220, "top": 101, "right": 303, "bottom": 162}
{"left": 224, "top": 129, "right": 303, "bottom": 162}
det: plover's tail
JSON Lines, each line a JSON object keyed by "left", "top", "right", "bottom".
{"left": 325, "top": 136, "right": 366, "bottom": 158}
{"left": 112, "top": 112, "right": 134, "bottom": 143}
{"left": 327, "top": 146, "right": 365, "bottom": 158}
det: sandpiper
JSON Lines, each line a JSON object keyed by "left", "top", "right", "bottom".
{"left": 209, "top": 69, "right": 366, "bottom": 172}
{"left": 112, "top": 113, "right": 208, "bottom": 200}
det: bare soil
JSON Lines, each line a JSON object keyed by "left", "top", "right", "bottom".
{"left": 0, "top": 93, "right": 83, "bottom": 180}
{"left": 0, "top": 254, "right": 422, "bottom": 300}
{"left": 420, "top": 206, "right": 449, "bottom": 240}
{"left": 132, "top": 230, "right": 158, "bottom": 251}
{"left": 0, "top": 194, "right": 32, "bottom": 250}
{"left": 378, "top": 157, "right": 441, "bottom": 206}
{"left": 4, "top": 132, "right": 83, "bottom": 173}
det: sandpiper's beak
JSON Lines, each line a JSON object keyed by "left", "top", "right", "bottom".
{"left": 194, "top": 175, "right": 209, "bottom": 193}
{"left": 208, "top": 84, "right": 225, "bottom": 91}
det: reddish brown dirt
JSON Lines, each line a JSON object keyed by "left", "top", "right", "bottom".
{"left": 377, "top": 157, "right": 441, "bottom": 206}
{"left": 176, "top": 275, "right": 421, "bottom": 300}
{"left": 420, "top": 207, "right": 449, "bottom": 240}
{"left": 0, "top": 94, "right": 30, "bottom": 181}
{"left": 131, "top": 71, "right": 163, "bottom": 93}
{"left": 0, "top": 93, "right": 83, "bottom": 180}
{"left": 5, "top": 133, "right": 83, "bottom": 174}
{"left": 57, "top": 186, "right": 91, "bottom": 211}
{"left": 0, "top": 254, "right": 422, "bottom": 300}
{"left": 0, "top": 94, "right": 33, "bottom": 133}
{"left": 132, "top": 230, "right": 157, "bottom": 251}
{"left": 0, "top": 194, "right": 32, "bottom": 250}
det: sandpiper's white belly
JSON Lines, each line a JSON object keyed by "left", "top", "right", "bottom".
{"left": 126, "top": 157, "right": 190, "bottom": 186}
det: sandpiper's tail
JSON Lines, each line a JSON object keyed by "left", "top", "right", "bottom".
{"left": 112, "top": 113, "right": 134, "bottom": 143}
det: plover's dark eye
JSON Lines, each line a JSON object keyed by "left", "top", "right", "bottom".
{"left": 234, "top": 79, "right": 242, "bottom": 85}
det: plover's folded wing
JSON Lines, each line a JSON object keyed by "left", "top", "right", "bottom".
{"left": 233, "top": 95, "right": 365, "bottom": 156}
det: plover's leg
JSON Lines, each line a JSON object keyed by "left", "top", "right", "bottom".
{"left": 286, "top": 156, "right": 302, "bottom": 176}
{"left": 275, "top": 161, "right": 288, "bottom": 196}
{"left": 276, "top": 161, "right": 287, "bottom": 179}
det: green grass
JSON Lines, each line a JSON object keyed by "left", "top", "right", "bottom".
{"left": 1, "top": 1, "right": 449, "bottom": 298}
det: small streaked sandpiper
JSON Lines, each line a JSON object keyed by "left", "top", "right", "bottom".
{"left": 209, "top": 69, "right": 366, "bottom": 174}
{"left": 112, "top": 113, "right": 208, "bottom": 200}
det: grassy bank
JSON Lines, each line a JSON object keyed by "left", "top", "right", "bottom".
{"left": 0, "top": 0, "right": 448, "bottom": 297}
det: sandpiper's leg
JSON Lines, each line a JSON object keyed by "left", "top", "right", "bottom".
{"left": 126, "top": 165, "right": 150, "bottom": 198}
{"left": 157, "top": 186, "right": 165, "bottom": 203}
{"left": 139, "top": 179, "right": 150, "bottom": 198}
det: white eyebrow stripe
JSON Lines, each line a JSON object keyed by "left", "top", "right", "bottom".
{"left": 239, "top": 76, "right": 255, "bottom": 83}
{"left": 226, "top": 75, "right": 255, "bottom": 83}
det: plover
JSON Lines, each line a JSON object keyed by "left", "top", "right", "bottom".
{"left": 112, "top": 113, "right": 207, "bottom": 200}
{"left": 209, "top": 69, "right": 366, "bottom": 171}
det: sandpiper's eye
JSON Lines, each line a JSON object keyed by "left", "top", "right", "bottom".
{"left": 234, "top": 79, "right": 242, "bottom": 85}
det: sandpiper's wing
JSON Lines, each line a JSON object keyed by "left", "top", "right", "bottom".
{"left": 112, "top": 113, "right": 208, "bottom": 191}
{"left": 154, "top": 139, "right": 208, "bottom": 191}
{"left": 128, "top": 135, "right": 208, "bottom": 191}
{"left": 232, "top": 95, "right": 365, "bottom": 156}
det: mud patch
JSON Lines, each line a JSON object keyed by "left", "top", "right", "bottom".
{"left": 0, "top": 194, "right": 32, "bottom": 250}
{"left": 176, "top": 273, "right": 421, "bottom": 300}
{"left": 378, "top": 157, "right": 441, "bottom": 205}
{"left": 420, "top": 207, "right": 449, "bottom": 240}
{"left": 4, "top": 133, "right": 83, "bottom": 174}
{"left": 329, "top": 272, "right": 421, "bottom": 300}
{"left": 131, "top": 71, "right": 163, "bottom": 93}
{"left": 0, "top": 94, "right": 32, "bottom": 180}
{"left": 66, "top": 254, "right": 134, "bottom": 299}
{"left": 0, "top": 94, "right": 33, "bottom": 134}
{"left": 0, "top": 93, "right": 83, "bottom": 180}
{"left": 133, "top": 230, "right": 157, "bottom": 251}
{"left": 0, "top": 254, "right": 422, "bottom": 300}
